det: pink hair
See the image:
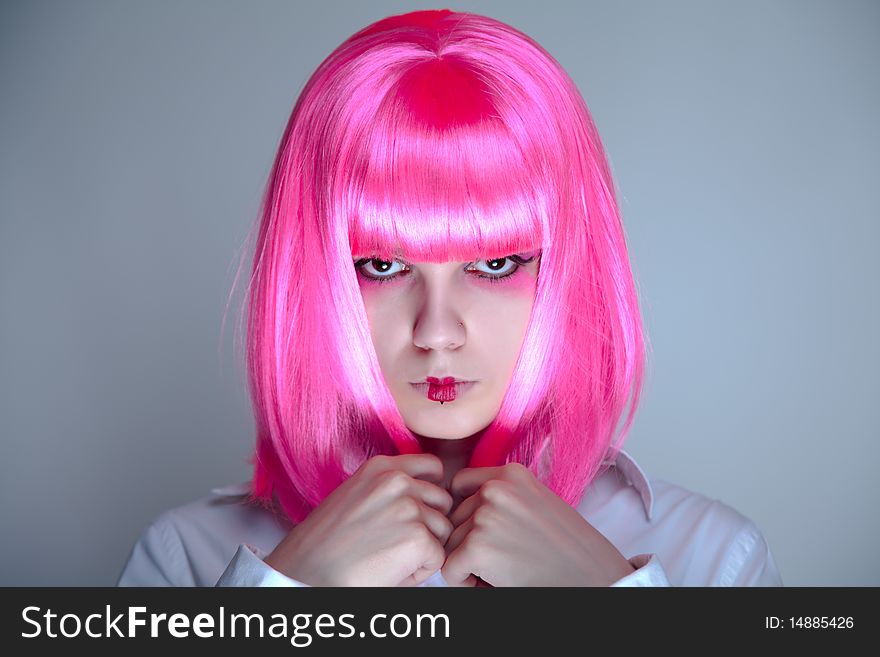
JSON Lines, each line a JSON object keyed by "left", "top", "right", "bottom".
{"left": 224, "top": 9, "right": 649, "bottom": 523}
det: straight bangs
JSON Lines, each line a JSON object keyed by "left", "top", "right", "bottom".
{"left": 343, "top": 59, "right": 547, "bottom": 263}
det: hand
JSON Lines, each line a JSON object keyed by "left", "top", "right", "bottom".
{"left": 264, "top": 454, "right": 454, "bottom": 586}
{"left": 442, "top": 462, "right": 636, "bottom": 587}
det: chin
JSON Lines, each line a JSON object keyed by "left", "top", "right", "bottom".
{"left": 405, "top": 419, "right": 482, "bottom": 441}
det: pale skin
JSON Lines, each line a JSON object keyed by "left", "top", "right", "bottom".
{"left": 265, "top": 252, "right": 636, "bottom": 586}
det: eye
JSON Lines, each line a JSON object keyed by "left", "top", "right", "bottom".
{"left": 468, "top": 257, "right": 519, "bottom": 278}
{"left": 353, "top": 257, "right": 409, "bottom": 284}
{"left": 353, "top": 252, "right": 540, "bottom": 285}
{"left": 466, "top": 253, "right": 539, "bottom": 284}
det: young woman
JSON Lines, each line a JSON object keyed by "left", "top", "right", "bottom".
{"left": 117, "top": 9, "right": 782, "bottom": 587}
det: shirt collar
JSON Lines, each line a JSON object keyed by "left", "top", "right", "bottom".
{"left": 210, "top": 482, "right": 252, "bottom": 496}
{"left": 602, "top": 447, "right": 655, "bottom": 522}
{"left": 211, "top": 447, "right": 655, "bottom": 522}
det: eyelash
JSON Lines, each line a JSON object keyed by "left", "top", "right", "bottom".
{"left": 353, "top": 254, "right": 538, "bottom": 286}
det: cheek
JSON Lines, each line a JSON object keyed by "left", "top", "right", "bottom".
{"left": 359, "top": 288, "right": 407, "bottom": 353}
{"left": 470, "top": 289, "right": 535, "bottom": 372}
{"left": 472, "top": 268, "right": 537, "bottom": 315}
{"left": 492, "top": 270, "right": 536, "bottom": 294}
{"left": 478, "top": 314, "right": 529, "bottom": 368}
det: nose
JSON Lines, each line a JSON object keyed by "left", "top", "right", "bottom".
{"left": 411, "top": 271, "right": 466, "bottom": 351}
{"left": 412, "top": 316, "right": 466, "bottom": 351}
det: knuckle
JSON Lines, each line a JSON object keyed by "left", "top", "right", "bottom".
{"left": 444, "top": 495, "right": 455, "bottom": 514}
{"left": 409, "top": 523, "right": 435, "bottom": 549}
{"left": 471, "top": 505, "right": 495, "bottom": 527}
{"left": 505, "top": 461, "right": 529, "bottom": 479}
{"left": 479, "top": 479, "right": 505, "bottom": 501}
{"left": 422, "top": 452, "right": 443, "bottom": 467}
{"left": 378, "top": 468, "right": 410, "bottom": 492}
{"left": 420, "top": 525, "right": 438, "bottom": 547}
{"left": 443, "top": 517, "right": 454, "bottom": 541}
{"left": 395, "top": 495, "right": 421, "bottom": 518}
{"left": 362, "top": 454, "right": 388, "bottom": 474}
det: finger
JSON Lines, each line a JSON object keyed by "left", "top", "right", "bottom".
{"left": 398, "top": 561, "right": 439, "bottom": 587}
{"left": 444, "top": 513, "right": 474, "bottom": 556}
{"left": 441, "top": 535, "right": 479, "bottom": 587}
{"left": 418, "top": 503, "right": 455, "bottom": 546}
{"left": 398, "top": 533, "right": 445, "bottom": 587}
{"left": 387, "top": 453, "right": 445, "bottom": 485}
{"left": 450, "top": 466, "right": 504, "bottom": 500}
{"left": 447, "top": 489, "right": 481, "bottom": 528}
{"left": 397, "top": 574, "right": 419, "bottom": 587}
{"left": 408, "top": 478, "right": 454, "bottom": 515}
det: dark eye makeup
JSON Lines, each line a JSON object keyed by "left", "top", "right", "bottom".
{"left": 353, "top": 252, "right": 540, "bottom": 286}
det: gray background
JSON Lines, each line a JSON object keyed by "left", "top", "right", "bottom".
{"left": 1, "top": 0, "right": 877, "bottom": 586}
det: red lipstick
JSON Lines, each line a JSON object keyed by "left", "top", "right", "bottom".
{"left": 427, "top": 377, "right": 457, "bottom": 402}
{"left": 411, "top": 376, "right": 476, "bottom": 404}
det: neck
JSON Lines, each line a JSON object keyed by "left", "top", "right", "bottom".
{"left": 416, "top": 428, "right": 486, "bottom": 492}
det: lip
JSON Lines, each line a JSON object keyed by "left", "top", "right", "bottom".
{"left": 425, "top": 376, "right": 469, "bottom": 385}
{"left": 410, "top": 380, "right": 476, "bottom": 403}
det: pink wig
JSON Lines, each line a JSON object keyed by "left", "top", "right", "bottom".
{"left": 225, "top": 9, "right": 648, "bottom": 523}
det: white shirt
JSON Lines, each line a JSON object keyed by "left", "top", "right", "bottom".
{"left": 116, "top": 448, "right": 783, "bottom": 587}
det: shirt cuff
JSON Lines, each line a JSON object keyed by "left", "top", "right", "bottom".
{"left": 609, "top": 553, "right": 671, "bottom": 587}
{"left": 215, "top": 543, "right": 312, "bottom": 587}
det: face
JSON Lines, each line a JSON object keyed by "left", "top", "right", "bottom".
{"left": 354, "top": 250, "right": 541, "bottom": 441}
